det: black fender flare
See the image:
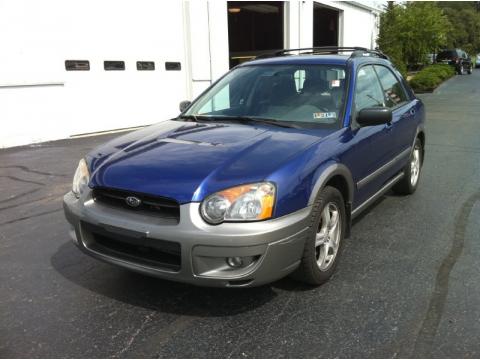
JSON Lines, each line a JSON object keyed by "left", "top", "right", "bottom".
{"left": 413, "top": 126, "right": 426, "bottom": 159}
{"left": 308, "top": 162, "right": 355, "bottom": 237}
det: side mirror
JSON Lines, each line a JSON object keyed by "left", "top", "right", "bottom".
{"left": 179, "top": 100, "right": 191, "bottom": 112}
{"left": 356, "top": 107, "right": 392, "bottom": 127}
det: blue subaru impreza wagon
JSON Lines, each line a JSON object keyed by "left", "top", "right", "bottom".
{"left": 63, "top": 47, "right": 425, "bottom": 287}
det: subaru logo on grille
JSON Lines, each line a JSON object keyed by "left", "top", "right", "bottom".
{"left": 125, "top": 196, "right": 142, "bottom": 208}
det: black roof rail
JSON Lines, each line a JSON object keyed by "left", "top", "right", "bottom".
{"left": 256, "top": 46, "right": 390, "bottom": 60}
{"left": 350, "top": 48, "right": 390, "bottom": 60}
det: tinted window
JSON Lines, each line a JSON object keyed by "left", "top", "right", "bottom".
{"left": 65, "top": 60, "right": 90, "bottom": 71}
{"left": 104, "top": 61, "right": 125, "bottom": 71}
{"left": 354, "top": 65, "right": 385, "bottom": 111}
{"left": 437, "top": 50, "right": 456, "bottom": 60}
{"left": 374, "top": 65, "right": 408, "bottom": 107}
{"left": 137, "top": 61, "right": 155, "bottom": 71}
{"left": 185, "top": 64, "right": 347, "bottom": 128}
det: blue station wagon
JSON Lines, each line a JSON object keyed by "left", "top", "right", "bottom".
{"left": 63, "top": 47, "right": 425, "bottom": 287}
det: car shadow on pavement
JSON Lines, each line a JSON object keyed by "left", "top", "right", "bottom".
{"left": 50, "top": 241, "right": 306, "bottom": 316}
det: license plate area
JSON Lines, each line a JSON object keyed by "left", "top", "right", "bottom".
{"left": 81, "top": 222, "right": 181, "bottom": 272}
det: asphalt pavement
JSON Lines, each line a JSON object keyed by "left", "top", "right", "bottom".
{"left": 1, "top": 70, "right": 480, "bottom": 358}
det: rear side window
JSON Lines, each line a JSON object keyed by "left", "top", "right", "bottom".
{"left": 374, "top": 65, "right": 408, "bottom": 108}
{"left": 354, "top": 65, "right": 385, "bottom": 111}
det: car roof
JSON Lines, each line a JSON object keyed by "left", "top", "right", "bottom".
{"left": 240, "top": 54, "right": 391, "bottom": 67}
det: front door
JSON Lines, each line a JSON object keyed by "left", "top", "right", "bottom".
{"left": 344, "top": 65, "right": 398, "bottom": 208}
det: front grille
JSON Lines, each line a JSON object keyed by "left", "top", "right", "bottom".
{"left": 92, "top": 187, "right": 180, "bottom": 222}
{"left": 83, "top": 222, "right": 181, "bottom": 271}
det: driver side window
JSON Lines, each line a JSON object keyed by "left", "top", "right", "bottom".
{"left": 355, "top": 65, "right": 385, "bottom": 111}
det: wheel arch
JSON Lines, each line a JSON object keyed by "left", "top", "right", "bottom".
{"left": 308, "top": 163, "right": 354, "bottom": 237}
{"left": 416, "top": 128, "right": 426, "bottom": 160}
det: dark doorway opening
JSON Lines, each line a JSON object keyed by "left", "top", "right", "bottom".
{"left": 227, "top": 1, "right": 284, "bottom": 68}
{"left": 313, "top": 3, "right": 339, "bottom": 47}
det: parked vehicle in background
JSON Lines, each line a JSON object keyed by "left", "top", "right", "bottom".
{"left": 476, "top": 54, "right": 480, "bottom": 68}
{"left": 63, "top": 47, "right": 426, "bottom": 287}
{"left": 436, "top": 49, "right": 473, "bottom": 75}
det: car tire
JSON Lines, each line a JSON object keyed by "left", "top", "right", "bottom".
{"left": 291, "top": 186, "right": 346, "bottom": 285}
{"left": 467, "top": 64, "right": 473, "bottom": 74}
{"left": 458, "top": 64, "right": 464, "bottom": 75}
{"left": 393, "top": 137, "right": 423, "bottom": 195}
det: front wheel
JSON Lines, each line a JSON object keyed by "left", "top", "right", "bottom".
{"left": 291, "top": 186, "right": 346, "bottom": 285}
{"left": 458, "top": 64, "right": 464, "bottom": 75}
{"left": 393, "top": 138, "right": 423, "bottom": 195}
{"left": 467, "top": 64, "right": 473, "bottom": 74}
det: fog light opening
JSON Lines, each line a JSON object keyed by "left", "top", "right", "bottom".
{"left": 227, "top": 255, "right": 259, "bottom": 268}
{"left": 225, "top": 255, "right": 260, "bottom": 269}
{"left": 226, "top": 256, "right": 244, "bottom": 268}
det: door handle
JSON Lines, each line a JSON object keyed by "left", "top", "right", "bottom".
{"left": 409, "top": 108, "right": 416, "bottom": 116}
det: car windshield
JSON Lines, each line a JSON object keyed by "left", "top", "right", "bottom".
{"left": 184, "top": 64, "right": 347, "bottom": 128}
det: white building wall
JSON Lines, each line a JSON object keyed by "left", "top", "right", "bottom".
{"left": 331, "top": 1, "right": 379, "bottom": 48}
{"left": 285, "top": 1, "right": 300, "bottom": 49}
{"left": 0, "top": 0, "right": 191, "bottom": 148}
{"left": 299, "top": 1, "right": 315, "bottom": 48}
{"left": 284, "top": 1, "right": 379, "bottom": 52}
{"left": 207, "top": 2, "right": 230, "bottom": 84}
{"left": 0, "top": 0, "right": 378, "bottom": 148}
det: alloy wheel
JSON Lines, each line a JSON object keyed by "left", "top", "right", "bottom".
{"left": 315, "top": 202, "right": 342, "bottom": 271}
{"left": 410, "top": 146, "right": 421, "bottom": 186}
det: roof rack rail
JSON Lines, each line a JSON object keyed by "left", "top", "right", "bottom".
{"left": 256, "top": 46, "right": 390, "bottom": 60}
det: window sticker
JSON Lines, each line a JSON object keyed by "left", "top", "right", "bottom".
{"left": 313, "top": 112, "right": 337, "bottom": 119}
{"left": 331, "top": 79, "right": 340, "bottom": 87}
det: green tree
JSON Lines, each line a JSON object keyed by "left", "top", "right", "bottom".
{"left": 377, "top": 2, "right": 451, "bottom": 71}
{"left": 399, "top": 2, "right": 451, "bottom": 65}
{"left": 377, "top": 2, "right": 407, "bottom": 74}
{"left": 437, "top": 2, "right": 480, "bottom": 55}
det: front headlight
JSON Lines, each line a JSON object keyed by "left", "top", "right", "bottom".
{"left": 200, "top": 182, "right": 275, "bottom": 224}
{"left": 72, "top": 158, "right": 90, "bottom": 198}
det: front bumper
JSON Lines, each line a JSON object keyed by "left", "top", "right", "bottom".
{"left": 63, "top": 190, "right": 311, "bottom": 287}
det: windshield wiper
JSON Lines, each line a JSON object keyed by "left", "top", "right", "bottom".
{"left": 198, "top": 115, "right": 300, "bottom": 129}
{"left": 177, "top": 114, "right": 211, "bottom": 122}
{"left": 178, "top": 114, "right": 300, "bottom": 128}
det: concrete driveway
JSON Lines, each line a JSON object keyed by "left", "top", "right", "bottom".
{"left": 1, "top": 70, "right": 480, "bottom": 358}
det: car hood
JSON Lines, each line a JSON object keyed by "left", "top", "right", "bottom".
{"left": 88, "top": 120, "right": 330, "bottom": 203}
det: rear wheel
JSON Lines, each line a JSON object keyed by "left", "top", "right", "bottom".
{"left": 393, "top": 137, "right": 423, "bottom": 195}
{"left": 291, "top": 186, "right": 346, "bottom": 285}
